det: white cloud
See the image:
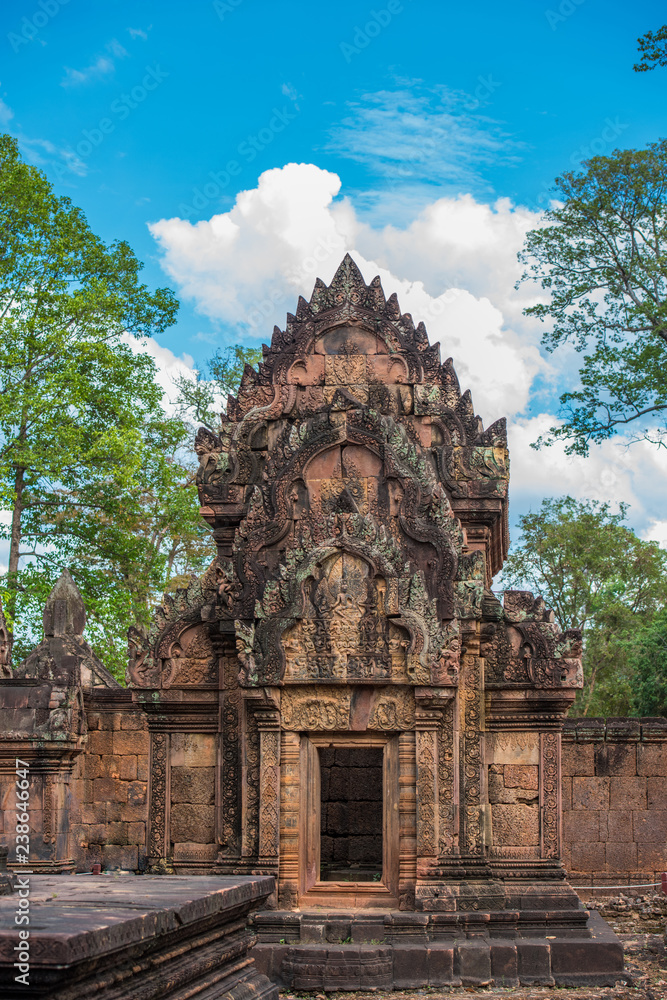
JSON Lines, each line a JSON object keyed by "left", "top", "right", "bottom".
{"left": 642, "top": 520, "right": 667, "bottom": 549}
{"left": 15, "top": 134, "right": 87, "bottom": 177}
{"left": 61, "top": 56, "right": 115, "bottom": 88}
{"left": 326, "top": 83, "right": 523, "bottom": 193}
{"left": 508, "top": 414, "right": 667, "bottom": 543}
{"left": 61, "top": 40, "right": 129, "bottom": 88}
{"left": 0, "top": 98, "right": 14, "bottom": 125}
{"left": 148, "top": 161, "right": 666, "bottom": 542}
{"left": 122, "top": 334, "right": 194, "bottom": 409}
{"left": 149, "top": 162, "right": 547, "bottom": 424}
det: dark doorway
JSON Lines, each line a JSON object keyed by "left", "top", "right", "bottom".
{"left": 319, "top": 747, "right": 383, "bottom": 882}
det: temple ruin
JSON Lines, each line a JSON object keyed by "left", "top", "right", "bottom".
{"left": 0, "top": 255, "right": 636, "bottom": 990}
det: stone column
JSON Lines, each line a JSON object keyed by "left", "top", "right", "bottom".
{"left": 415, "top": 699, "right": 439, "bottom": 878}
{"left": 540, "top": 731, "right": 560, "bottom": 860}
{"left": 460, "top": 636, "right": 484, "bottom": 857}
{"left": 147, "top": 731, "right": 170, "bottom": 866}
{"left": 255, "top": 698, "right": 281, "bottom": 867}
{"left": 278, "top": 730, "right": 300, "bottom": 908}
{"left": 398, "top": 730, "right": 416, "bottom": 908}
{"left": 437, "top": 697, "right": 458, "bottom": 857}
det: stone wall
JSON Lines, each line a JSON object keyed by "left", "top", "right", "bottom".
{"left": 69, "top": 689, "right": 149, "bottom": 872}
{"left": 170, "top": 733, "right": 218, "bottom": 867}
{"left": 562, "top": 717, "right": 667, "bottom": 886}
{"left": 64, "top": 710, "right": 667, "bottom": 880}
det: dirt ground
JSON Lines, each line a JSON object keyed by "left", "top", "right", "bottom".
{"left": 279, "top": 893, "right": 667, "bottom": 1000}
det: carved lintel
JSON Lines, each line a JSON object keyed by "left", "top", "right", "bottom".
{"left": 415, "top": 686, "right": 456, "bottom": 709}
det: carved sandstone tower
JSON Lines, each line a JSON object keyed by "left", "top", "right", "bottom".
{"left": 129, "top": 255, "right": 622, "bottom": 987}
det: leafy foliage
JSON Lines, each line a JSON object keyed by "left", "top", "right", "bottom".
{"left": 626, "top": 607, "right": 667, "bottom": 716}
{"left": 501, "top": 496, "right": 667, "bottom": 715}
{"left": 173, "top": 345, "right": 263, "bottom": 432}
{"left": 634, "top": 24, "right": 667, "bottom": 72}
{"left": 518, "top": 141, "right": 667, "bottom": 454}
{"left": 0, "top": 134, "right": 217, "bottom": 679}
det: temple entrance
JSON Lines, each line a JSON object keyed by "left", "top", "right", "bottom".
{"left": 319, "top": 747, "right": 383, "bottom": 882}
{"left": 289, "top": 731, "right": 401, "bottom": 908}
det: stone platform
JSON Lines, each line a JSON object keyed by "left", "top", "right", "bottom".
{"left": 0, "top": 874, "right": 278, "bottom": 1000}
{"left": 252, "top": 907, "right": 627, "bottom": 990}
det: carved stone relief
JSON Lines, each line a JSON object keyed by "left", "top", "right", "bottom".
{"left": 148, "top": 733, "right": 168, "bottom": 860}
{"left": 282, "top": 552, "right": 410, "bottom": 683}
{"left": 281, "top": 686, "right": 415, "bottom": 731}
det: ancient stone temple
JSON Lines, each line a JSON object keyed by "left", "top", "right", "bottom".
{"left": 0, "top": 255, "right": 626, "bottom": 991}
{"left": 125, "top": 255, "right": 620, "bottom": 987}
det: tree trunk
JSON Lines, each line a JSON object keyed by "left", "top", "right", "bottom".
{"left": 7, "top": 463, "right": 24, "bottom": 628}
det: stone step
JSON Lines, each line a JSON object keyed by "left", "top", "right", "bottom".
{"left": 254, "top": 913, "right": 627, "bottom": 990}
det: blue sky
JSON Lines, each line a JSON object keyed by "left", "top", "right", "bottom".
{"left": 2, "top": 0, "right": 667, "bottom": 545}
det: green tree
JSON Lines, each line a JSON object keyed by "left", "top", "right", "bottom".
{"left": 20, "top": 412, "right": 212, "bottom": 676}
{"left": 0, "top": 134, "right": 178, "bottom": 621}
{"left": 0, "top": 134, "right": 212, "bottom": 675}
{"left": 0, "top": 135, "right": 265, "bottom": 680}
{"left": 634, "top": 25, "right": 667, "bottom": 72}
{"left": 518, "top": 141, "right": 667, "bottom": 455}
{"left": 174, "top": 344, "right": 263, "bottom": 431}
{"left": 626, "top": 607, "right": 667, "bottom": 716}
{"left": 501, "top": 496, "right": 667, "bottom": 714}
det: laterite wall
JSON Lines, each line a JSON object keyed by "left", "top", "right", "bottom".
{"left": 69, "top": 689, "right": 149, "bottom": 872}
{"left": 562, "top": 717, "right": 667, "bottom": 888}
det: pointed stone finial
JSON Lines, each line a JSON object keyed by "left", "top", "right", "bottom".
{"left": 328, "top": 253, "right": 365, "bottom": 297}
{"left": 43, "top": 569, "right": 86, "bottom": 637}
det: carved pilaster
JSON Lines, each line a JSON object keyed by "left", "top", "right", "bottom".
{"left": 438, "top": 698, "right": 458, "bottom": 857}
{"left": 414, "top": 691, "right": 441, "bottom": 875}
{"left": 540, "top": 731, "right": 560, "bottom": 860}
{"left": 278, "top": 730, "right": 300, "bottom": 908}
{"left": 42, "top": 774, "right": 55, "bottom": 847}
{"left": 460, "top": 640, "right": 484, "bottom": 856}
{"left": 416, "top": 729, "right": 437, "bottom": 860}
{"left": 398, "top": 731, "right": 416, "bottom": 907}
{"left": 148, "top": 732, "right": 169, "bottom": 862}
{"left": 243, "top": 700, "right": 260, "bottom": 857}
{"left": 256, "top": 695, "right": 281, "bottom": 863}
{"left": 220, "top": 688, "right": 241, "bottom": 857}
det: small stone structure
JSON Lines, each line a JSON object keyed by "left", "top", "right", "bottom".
{"left": 0, "top": 874, "right": 277, "bottom": 1000}
{"left": 0, "top": 257, "right": 638, "bottom": 988}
